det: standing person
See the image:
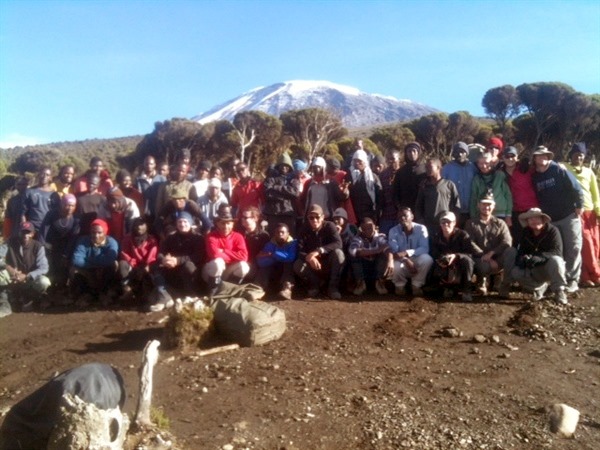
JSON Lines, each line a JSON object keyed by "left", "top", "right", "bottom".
{"left": 256, "top": 223, "right": 298, "bottom": 300}
{"left": 154, "top": 162, "right": 197, "bottom": 214}
{"left": 378, "top": 150, "right": 401, "bottom": 235}
{"left": 3, "top": 176, "right": 29, "bottom": 240}
{"left": 442, "top": 142, "right": 476, "bottom": 226}
{"left": 115, "top": 169, "right": 144, "bottom": 212}
{"left": 531, "top": 145, "right": 584, "bottom": 293}
{"left": 294, "top": 204, "right": 345, "bottom": 299}
{"left": 23, "top": 167, "right": 60, "bottom": 240}
{"left": 500, "top": 146, "right": 538, "bottom": 246}
{"left": 393, "top": 142, "right": 427, "bottom": 212}
{"left": 0, "top": 222, "right": 51, "bottom": 311}
{"left": 431, "top": 211, "right": 481, "bottom": 302}
{"left": 231, "top": 162, "right": 263, "bottom": 217}
{"left": 499, "top": 208, "right": 568, "bottom": 304}
{"left": 464, "top": 193, "right": 513, "bottom": 295}
{"left": 73, "top": 156, "right": 113, "bottom": 196}
{"left": 415, "top": 158, "right": 461, "bottom": 235}
{"left": 197, "top": 178, "right": 229, "bottom": 223}
{"left": 54, "top": 165, "right": 76, "bottom": 197}
{"left": 301, "top": 157, "right": 343, "bottom": 220}
{"left": 105, "top": 187, "right": 140, "bottom": 243}
{"left": 348, "top": 217, "right": 390, "bottom": 296}
{"left": 75, "top": 173, "right": 110, "bottom": 236}
{"left": 192, "top": 160, "right": 212, "bottom": 198}
{"left": 470, "top": 153, "right": 512, "bottom": 224}
{"left": 203, "top": 206, "right": 249, "bottom": 292}
{"left": 136, "top": 155, "right": 166, "bottom": 221}
{"left": 154, "top": 187, "right": 211, "bottom": 238}
{"left": 39, "top": 194, "right": 80, "bottom": 292}
{"left": 486, "top": 137, "right": 504, "bottom": 167}
{"left": 326, "top": 158, "right": 357, "bottom": 225}
{"left": 564, "top": 142, "right": 600, "bottom": 287}
{"left": 387, "top": 207, "right": 433, "bottom": 298}
{"left": 263, "top": 152, "right": 301, "bottom": 235}
{"left": 343, "top": 149, "right": 382, "bottom": 224}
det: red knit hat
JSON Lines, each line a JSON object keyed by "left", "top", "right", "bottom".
{"left": 90, "top": 218, "right": 109, "bottom": 235}
{"left": 488, "top": 137, "right": 504, "bottom": 151}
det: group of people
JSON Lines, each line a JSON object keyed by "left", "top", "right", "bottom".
{"left": 0, "top": 137, "right": 598, "bottom": 314}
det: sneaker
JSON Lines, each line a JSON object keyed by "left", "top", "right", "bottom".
{"left": 394, "top": 285, "right": 406, "bottom": 296}
{"left": 475, "top": 277, "right": 487, "bottom": 296}
{"left": 462, "top": 292, "right": 473, "bottom": 302}
{"left": 278, "top": 283, "right": 293, "bottom": 300}
{"left": 581, "top": 280, "right": 596, "bottom": 288}
{"left": 412, "top": 286, "right": 424, "bottom": 297}
{"left": 148, "top": 288, "right": 174, "bottom": 312}
{"left": 328, "top": 289, "right": 342, "bottom": 300}
{"left": 565, "top": 280, "right": 579, "bottom": 294}
{"left": 532, "top": 283, "right": 548, "bottom": 301}
{"left": 554, "top": 289, "right": 568, "bottom": 305}
{"left": 353, "top": 280, "right": 367, "bottom": 296}
{"left": 375, "top": 279, "right": 388, "bottom": 295}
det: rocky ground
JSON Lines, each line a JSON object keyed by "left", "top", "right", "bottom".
{"left": 1, "top": 286, "right": 599, "bottom": 449}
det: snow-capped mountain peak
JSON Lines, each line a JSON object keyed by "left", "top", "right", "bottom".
{"left": 193, "top": 80, "right": 437, "bottom": 128}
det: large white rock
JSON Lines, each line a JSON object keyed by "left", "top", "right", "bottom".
{"left": 47, "top": 393, "right": 130, "bottom": 450}
{"left": 548, "top": 403, "right": 580, "bottom": 438}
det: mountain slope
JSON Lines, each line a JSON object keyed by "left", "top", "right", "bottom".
{"left": 193, "top": 80, "right": 438, "bottom": 128}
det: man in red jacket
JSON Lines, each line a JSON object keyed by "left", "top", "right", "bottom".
{"left": 202, "top": 205, "right": 249, "bottom": 293}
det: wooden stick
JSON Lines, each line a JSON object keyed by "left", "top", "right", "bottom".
{"left": 134, "top": 339, "right": 160, "bottom": 427}
{"left": 197, "top": 343, "right": 240, "bottom": 357}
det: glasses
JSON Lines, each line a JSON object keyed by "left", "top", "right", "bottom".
{"left": 308, "top": 215, "right": 322, "bottom": 220}
{"left": 440, "top": 220, "right": 453, "bottom": 225}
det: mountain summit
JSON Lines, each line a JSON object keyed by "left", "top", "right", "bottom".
{"left": 192, "top": 80, "right": 438, "bottom": 128}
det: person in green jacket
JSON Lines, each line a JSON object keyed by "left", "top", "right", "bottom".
{"left": 470, "top": 153, "right": 512, "bottom": 226}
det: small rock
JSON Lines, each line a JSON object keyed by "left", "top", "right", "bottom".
{"left": 548, "top": 403, "right": 580, "bottom": 437}
{"left": 441, "top": 327, "right": 461, "bottom": 338}
{"left": 498, "top": 353, "right": 510, "bottom": 358}
{"left": 473, "top": 334, "right": 486, "bottom": 343}
{"left": 491, "top": 335, "right": 501, "bottom": 343}
{"left": 222, "top": 445, "right": 234, "bottom": 450}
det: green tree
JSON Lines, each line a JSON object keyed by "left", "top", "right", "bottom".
{"left": 407, "top": 112, "right": 449, "bottom": 157}
{"left": 369, "top": 124, "right": 416, "bottom": 153}
{"left": 482, "top": 85, "right": 521, "bottom": 138}
{"left": 444, "top": 111, "right": 480, "bottom": 150}
{"left": 229, "top": 111, "right": 283, "bottom": 169}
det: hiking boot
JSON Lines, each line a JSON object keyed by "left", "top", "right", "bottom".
{"left": 497, "top": 284, "right": 511, "bottom": 299}
{"left": 554, "top": 289, "right": 568, "bottom": 305}
{"left": 328, "top": 289, "right": 342, "bottom": 300}
{"left": 565, "top": 280, "right": 579, "bottom": 294}
{"left": 412, "top": 286, "right": 424, "bottom": 297}
{"left": 375, "top": 279, "right": 388, "bottom": 295}
{"left": 475, "top": 277, "right": 487, "bottom": 296}
{"left": 307, "top": 288, "right": 320, "bottom": 298}
{"left": 443, "top": 288, "right": 454, "bottom": 299}
{"left": 20, "top": 300, "right": 34, "bottom": 313}
{"left": 394, "top": 285, "right": 406, "bottom": 296}
{"left": 278, "top": 282, "right": 293, "bottom": 300}
{"left": 353, "top": 280, "right": 367, "bottom": 296}
{"left": 462, "top": 292, "right": 473, "bottom": 302}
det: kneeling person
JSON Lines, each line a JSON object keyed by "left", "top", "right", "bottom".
{"left": 348, "top": 218, "right": 390, "bottom": 295}
{"left": 294, "top": 204, "right": 345, "bottom": 299}
{"left": 256, "top": 223, "right": 298, "bottom": 299}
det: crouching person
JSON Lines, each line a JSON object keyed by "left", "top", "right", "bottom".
{"left": 294, "top": 204, "right": 345, "bottom": 299}
{"left": 70, "top": 219, "right": 118, "bottom": 307}
{"left": 431, "top": 211, "right": 481, "bottom": 302}
{"left": 387, "top": 207, "right": 433, "bottom": 297}
{"left": 202, "top": 206, "right": 249, "bottom": 294}
{"left": 499, "top": 208, "right": 568, "bottom": 304}
{"left": 117, "top": 217, "right": 159, "bottom": 304}
{"left": 0, "top": 222, "right": 51, "bottom": 311}
{"left": 256, "top": 223, "right": 298, "bottom": 300}
{"left": 152, "top": 211, "right": 204, "bottom": 311}
{"left": 348, "top": 218, "right": 389, "bottom": 296}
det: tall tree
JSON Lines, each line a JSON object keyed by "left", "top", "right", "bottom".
{"left": 369, "top": 124, "right": 416, "bottom": 153}
{"left": 407, "top": 112, "right": 449, "bottom": 157}
{"left": 482, "top": 85, "right": 521, "bottom": 137}
{"left": 229, "top": 111, "right": 283, "bottom": 168}
{"left": 444, "top": 111, "right": 480, "bottom": 149}
{"left": 280, "top": 108, "right": 347, "bottom": 161}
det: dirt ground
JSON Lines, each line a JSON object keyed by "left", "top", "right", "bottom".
{"left": 1, "top": 286, "right": 599, "bottom": 450}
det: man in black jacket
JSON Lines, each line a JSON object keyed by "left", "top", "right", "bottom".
{"left": 499, "top": 208, "right": 568, "bottom": 304}
{"left": 293, "top": 204, "right": 344, "bottom": 299}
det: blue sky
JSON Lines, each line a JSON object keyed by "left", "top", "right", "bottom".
{"left": 1, "top": 0, "right": 599, "bottom": 148}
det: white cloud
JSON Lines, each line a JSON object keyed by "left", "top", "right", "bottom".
{"left": 0, "top": 133, "right": 45, "bottom": 150}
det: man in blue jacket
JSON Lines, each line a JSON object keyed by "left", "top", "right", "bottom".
{"left": 256, "top": 223, "right": 298, "bottom": 300}
{"left": 70, "top": 218, "right": 119, "bottom": 307}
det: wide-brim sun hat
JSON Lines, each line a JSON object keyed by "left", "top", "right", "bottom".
{"left": 518, "top": 207, "right": 551, "bottom": 227}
